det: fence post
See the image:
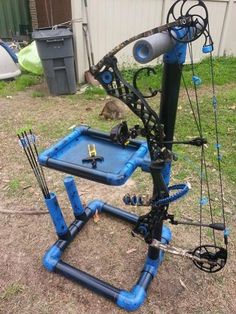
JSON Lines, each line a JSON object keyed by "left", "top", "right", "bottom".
{"left": 218, "top": 0, "right": 234, "bottom": 56}
{"left": 71, "top": 0, "right": 85, "bottom": 83}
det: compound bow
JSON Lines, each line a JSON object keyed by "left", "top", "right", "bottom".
{"left": 90, "top": 0, "right": 228, "bottom": 273}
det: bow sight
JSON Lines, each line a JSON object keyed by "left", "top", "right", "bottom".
{"left": 20, "top": 0, "right": 228, "bottom": 311}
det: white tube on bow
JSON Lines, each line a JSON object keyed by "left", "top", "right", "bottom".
{"left": 133, "top": 20, "right": 205, "bottom": 64}
{"left": 133, "top": 31, "right": 174, "bottom": 64}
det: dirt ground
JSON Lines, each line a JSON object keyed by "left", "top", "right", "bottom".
{"left": 0, "top": 84, "right": 235, "bottom": 314}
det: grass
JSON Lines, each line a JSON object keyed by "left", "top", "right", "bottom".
{"left": 80, "top": 57, "right": 236, "bottom": 184}
{"left": 174, "top": 86, "right": 236, "bottom": 184}
{"left": 82, "top": 86, "right": 106, "bottom": 100}
{"left": 8, "top": 179, "right": 20, "bottom": 192}
{"left": 37, "top": 120, "right": 71, "bottom": 140}
{"left": 120, "top": 56, "right": 236, "bottom": 94}
{"left": 0, "top": 283, "right": 24, "bottom": 300}
{"left": 32, "top": 91, "right": 45, "bottom": 98}
{"left": 0, "top": 73, "right": 41, "bottom": 97}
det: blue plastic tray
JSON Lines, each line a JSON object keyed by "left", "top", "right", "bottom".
{"left": 39, "top": 126, "right": 151, "bottom": 185}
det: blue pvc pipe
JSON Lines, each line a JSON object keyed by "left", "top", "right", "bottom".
{"left": 44, "top": 192, "right": 69, "bottom": 238}
{"left": 117, "top": 225, "right": 172, "bottom": 311}
{"left": 43, "top": 198, "right": 173, "bottom": 311}
{"left": 39, "top": 126, "right": 89, "bottom": 165}
{"left": 43, "top": 207, "right": 94, "bottom": 272}
{"left": 43, "top": 244, "right": 62, "bottom": 272}
{"left": 86, "top": 199, "right": 105, "bottom": 214}
{"left": 64, "top": 176, "right": 84, "bottom": 218}
{"left": 117, "top": 285, "right": 146, "bottom": 311}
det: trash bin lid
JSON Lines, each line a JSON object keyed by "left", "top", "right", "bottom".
{"left": 32, "top": 27, "right": 73, "bottom": 40}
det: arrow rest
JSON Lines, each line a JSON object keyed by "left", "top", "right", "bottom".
{"left": 110, "top": 121, "right": 130, "bottom": 146}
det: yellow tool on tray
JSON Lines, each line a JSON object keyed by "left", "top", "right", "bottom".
{"left": 82, "top": 144, "right": 104, "bottom": 168}
{"left": 88, "top": 144, "right": 96, "bottom": 157}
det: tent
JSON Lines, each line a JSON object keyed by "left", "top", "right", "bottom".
{"left": 0, "top": 42, "right": 21, "bottom": 80}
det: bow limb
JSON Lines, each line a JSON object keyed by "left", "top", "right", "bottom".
{"left": 90, "top": 17, "right": 192, "bottom": 73}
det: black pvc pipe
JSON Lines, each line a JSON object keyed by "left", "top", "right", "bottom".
{"left": 55, "top": 261, "right": 120, "bottom": 301}
{"left": 54, "top": 204, "right": 139, "bottom": 252}
{"left": 147, "top": 62, "right": 182, "bottom": 260}
{"left": 159, "top": 62, "right": 183, "bottom": 151}
{"left": 148, "top": 162, "right": 167, "bottom": 260}
{"left": 56, "top": 208, "right": 93, "bottom": 251}
{"left": 102, "top": 203, "right": 139, "bottom": 224}
{"left": 136, "top": 271, "right": 153, "bottom": 290}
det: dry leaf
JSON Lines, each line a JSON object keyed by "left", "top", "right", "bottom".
{"left": 126, "top": 248, "right": 137, "bottom": 254}
{"left": 93, "top": 210, "right": 100, "bottom": 223}
{"left": 179, "top": 278, "right": 188, "bottom": 290}
{"left": 225, "top": 207, "right": 232, "bottom": 214}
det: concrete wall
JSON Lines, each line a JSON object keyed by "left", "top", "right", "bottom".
{"left": 71, "top": 0, "right": 236, "bottom": 82}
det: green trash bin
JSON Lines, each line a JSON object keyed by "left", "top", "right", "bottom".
{"left": 32, "top": 27, "right": 77, "bottom": 95}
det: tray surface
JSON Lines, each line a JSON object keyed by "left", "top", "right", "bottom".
{"left": 39, "top": 126, "right": 150, "bottom": 185}
{"left": 53, "top": 134, "right": 139, "bottom": 174}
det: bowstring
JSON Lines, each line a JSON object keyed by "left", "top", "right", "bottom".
{"left": 180, "top": 70, "right": 201, "bottom": 135}
{"left": 187, "top": 42, "right": 217, "bottom": 248}
{"left": 189, "top": 43, "right": 216, "bottom": 246}
{"left": 206, "top": 18, "right": 227, "bottom": 247}
{"left": 209, "top": 51, "right": 227, "bottom": 246}
{"left": 172, "top": 39, "right": 217, "bottom": 248}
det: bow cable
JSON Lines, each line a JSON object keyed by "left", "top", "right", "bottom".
{"left": 207, "top": 22, "right": 227, "bottom": 239}
{"left": 171, "top": 33, "right": 228, "bottom": 252}
{"left": 188, "top": 41, "right": 216, "bottom": 248}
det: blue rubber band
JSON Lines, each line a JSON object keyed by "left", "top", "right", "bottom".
{"left": 224, "top": 228, "right": 230, "bottom": 237}
{"left": 192, "top": 76, "right": 202, "bottom": 86}
{"left": 202, "top": 44, "right": 213, "bottom": 54}
{"left": 200, "top": 197, "right": 208, "bottom": 206}
{"left": 212, "top": 96, "right": 217, "bottom": 108}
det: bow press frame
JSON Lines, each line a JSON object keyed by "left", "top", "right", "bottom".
{"left": 39, "top": 35, "right": 186, "bottom": 311}
{"left": 17, "top": 0, "right": 227, "bottom": 311}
